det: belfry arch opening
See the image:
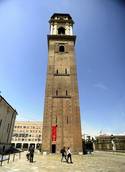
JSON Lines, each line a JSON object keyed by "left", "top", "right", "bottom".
{"left": 58, "top": 27, "right": 65, "bottom": 35}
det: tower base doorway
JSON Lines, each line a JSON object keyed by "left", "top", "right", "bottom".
{"left": 52, "top": 144, "right": 56, "bottom": 153}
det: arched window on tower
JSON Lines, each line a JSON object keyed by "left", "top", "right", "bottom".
{"left": 56, "top": 69, "right": 58, "bottom": 74}
{"left": 59, "top": 45, "right": 65, "bottom": 52}
{"left": 58, "top": 27, "right": 65, "bottom": 35}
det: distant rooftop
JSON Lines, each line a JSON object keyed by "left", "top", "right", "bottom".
{"left": 0, "top": 95, "right": 17, "bottom": 114}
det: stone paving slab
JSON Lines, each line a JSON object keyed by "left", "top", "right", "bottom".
{"left": 0, "top": 151, "right": 125, "bottom": 172}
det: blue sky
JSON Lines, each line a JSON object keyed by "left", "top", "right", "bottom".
{"left": 0, "top": 0, "right": 125, "bottom": 135}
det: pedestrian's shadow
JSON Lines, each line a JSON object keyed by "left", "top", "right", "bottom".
{"left": 62, "top": 161, "right": 67, "bottom": 163}
{"left": 62, "top": 161, "right": 73, "bottom": 164}
{"left": 29, "top": 161, "right": 36, "bottom": 163}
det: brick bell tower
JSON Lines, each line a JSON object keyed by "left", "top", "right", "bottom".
{"left": 42, "top": 13, "right": 82, "bottom": 154}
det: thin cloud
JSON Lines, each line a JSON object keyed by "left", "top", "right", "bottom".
{"left": 93, "top": 83, "right": 108, "bottom": 90}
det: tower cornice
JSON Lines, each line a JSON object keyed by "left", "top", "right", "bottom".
{"left": 47, "top": 35, "right": 76, "bottom": 46}
{"left": 49, "top": 13, "right": 74, "bottom": 24}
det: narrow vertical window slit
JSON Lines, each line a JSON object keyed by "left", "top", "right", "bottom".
{"left": 66, "top": 90, "right": 68, "bottom": 96}
{"left": 56, "top": 90, "right": 58, "bottom": 96}
{"left": 67, "top": 116, "right": 68, "bottom": 124}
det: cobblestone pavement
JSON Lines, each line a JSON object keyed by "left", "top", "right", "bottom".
{"left": 0, "top": 151, "right": 125, "bottom": 172}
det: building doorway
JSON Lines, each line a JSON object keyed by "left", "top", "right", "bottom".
{"left": 23, "top": 143, "right": 28, "bottom": 150}
{"left": 52, "top": 144, "right": 56, "bottom": 153}
{"left": 16, "top": 143, "right": 22, "bottom": 149}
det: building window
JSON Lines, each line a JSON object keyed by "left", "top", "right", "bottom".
{"left": 65, "top": 69, "right": 67, "bottom": 74}
{"left": 66, "top": 90, "right": 68, "bottom": 96}
{"left": 59, "top": 45, "right": 65, "bottom": 52}
{"left": 56, "top": 90, "right": 58, "bottom": 96}
{"left": 67, "top": 116, "right": 68, "bottom": 124}
{"left": 56, "top": 69, "right": 58, "bottom": 74}
{"left": 0, "top": 119, "right": 2, "bottom": 128}
{"left": 58, "top": 27, "right": 65, "bottom": 35}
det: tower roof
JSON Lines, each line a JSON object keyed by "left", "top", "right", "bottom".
{"left": 49, "top": 13, "right": 74, "bottom": 24}
{"left": 51, "top": 13, "right": 72, "bottom": 20}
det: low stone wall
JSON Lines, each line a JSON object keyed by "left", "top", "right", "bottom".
{"left": 95, "top": 135, "right": 125, "bottom": 152}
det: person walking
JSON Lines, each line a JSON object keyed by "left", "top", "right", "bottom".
{"left": 60, "top": 146, "right": 67, "bottom": 162}
{"left": 26, "top": 151, "right": 30, "bottom": 160}
{"left": 67, "top": 147, "right": 73, "bottom": 163}
{"left": 29, "top": 145, "right": 35, "bottom": 163}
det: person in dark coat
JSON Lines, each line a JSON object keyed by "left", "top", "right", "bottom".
{"left": 60, "top": 146, "right": 67, "bottom": 162}
{"left": 29, "top": 145, "right": 34, "bottom": 163}
{"left": 26, "top": 151, "right": 30, "bottom": 160}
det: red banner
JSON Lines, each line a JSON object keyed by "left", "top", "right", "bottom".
{"left": 52, "top": 126, "right": 56, "bottom": 141}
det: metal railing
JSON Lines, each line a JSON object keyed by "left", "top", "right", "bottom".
{"left": 0, "top": 151, "right": 22, "bottom": 166}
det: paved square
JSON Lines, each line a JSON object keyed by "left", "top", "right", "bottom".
{"left": 0, "top": 151, "right": 125, "bottom": 172}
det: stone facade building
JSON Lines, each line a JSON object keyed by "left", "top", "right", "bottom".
{"left": 0, "top": 95, "right": 17, "bottom": 151}
{"left": 11, "top": 121, "right": 42, "bottom": 150}
{"left": 95, "top": 135, "right": 125, "bottom": 152}
{"left": 42, "top": 13, "right": 82, "bottom": 154}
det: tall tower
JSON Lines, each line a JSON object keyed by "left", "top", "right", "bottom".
{"left": 42, "top": 13, "right": 82, "bottom": 153}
